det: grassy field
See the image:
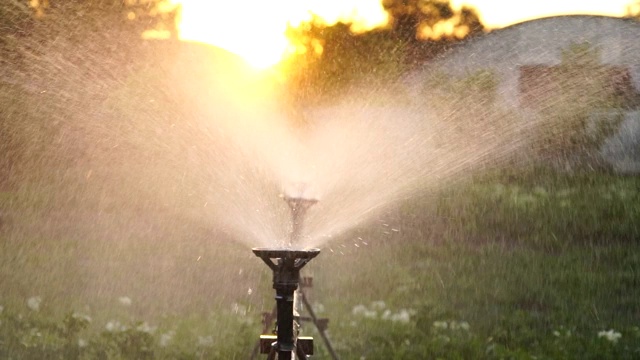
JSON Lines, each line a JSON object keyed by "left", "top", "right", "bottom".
{"left": 1, "top": 168, "right": 639, "bottom": 359}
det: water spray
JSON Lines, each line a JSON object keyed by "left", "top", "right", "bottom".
{"left": 283, "top": 196, "right": 317, "bottom": 246}
{"left": 252, "top": 195, "right": 320, "bottom": 359}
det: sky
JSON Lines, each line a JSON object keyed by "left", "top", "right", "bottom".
{"left": 452, "top": 0, "right": 635, "bottom": 28}
{"left": 169, "top": 0, "right": 638, "bottom": 68}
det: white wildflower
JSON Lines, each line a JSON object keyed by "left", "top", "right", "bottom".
{"left": 363, "top": 309, "right": 377, "bottom": 318}
{"left": 136, "top": 322, "right": 156, "bottom": 334}
{"left": 352, "top": 304, "right": 368, "bottom": 316}
{"left": 370, "top": 301, "right": 386, "bottom": 311}
{"left": 27, "top": 296, "right": 42, "bottom": 312}
{"left": 105, "top": 320, "right": 122, "bottom": 332}
{"left": 390, "top": 309, "right": 411, "bottom": 324}
{"left": 198, "top": 335, "right": 214, "bottom": 347}
{"left": 381, "top": 309, "right": 392, "bottom": 320}
{"left": 598, "top": 329, "right": 622, "bottom": 344}
{"left": 159, "top": 330, "right": 175, "bottom": 347}
{"left": 459, "top": 321, "right": 470, "bottom": 331}
{"left": 553, "top": 330, "right": 561, "bottom": 337}
{"left": 118, "top": 297, "right": 132, "bottom": 306}
{"left": 433, "top": 321, "right": 448, "bottom": 330}
{"left": 78, "top": 338, "right": 88, "bottom": 348}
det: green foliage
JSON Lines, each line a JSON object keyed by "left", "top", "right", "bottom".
{"left": 0, "top": 303, "right": 257, "bottom": 359}
{"left": 284, "top": 23, "right": 410, "bottom": 103}
{"left": 420, "top": 69, "right": 514, "bottom": 140}
{"left": 1, "top": 169, "right": 640, "bottom": 358}
{"left": 284, "top": 0, "right": 485, "bottom": 103}
{"left": 424, "top": 69, "right": 498, "bottom": 110}
{"left": 0, "top": 309, "right": 90, "bottom": 359}
{"left": 436, "top": 167, "right": 640, "bottom": 249}
{"left": 536, "top": 42, "right": 627, "bottom": 158}
{"left": 383, "top": 0, "right": 484, "bottom": 41}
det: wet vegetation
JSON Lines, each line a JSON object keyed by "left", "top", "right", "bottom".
{"left": 2, "top": 167, "right": 639, "bottom": 359}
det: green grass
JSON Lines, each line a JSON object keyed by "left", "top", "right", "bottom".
{"left": 434, "top": 168, "right": 640, "bottom": 248}
{"left": 1, "top": 169, "right": 639, "bottom": 358}
{"left": 313, "top": 241, "right": 640, "bottom": 359}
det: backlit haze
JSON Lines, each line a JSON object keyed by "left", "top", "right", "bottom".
{"left": 171, "top": 0, "right": 389, "bottom": 68}
{"left": 166, "top": 0, "right": 636, "bottom": 69}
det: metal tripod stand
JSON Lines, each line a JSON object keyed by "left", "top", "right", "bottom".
{"left": 250, "top": 275, "right": 339, "bottom": 360}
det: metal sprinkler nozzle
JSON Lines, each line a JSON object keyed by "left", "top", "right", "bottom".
{"left": 284, "top": 196, "right": 317, "bottom": 244}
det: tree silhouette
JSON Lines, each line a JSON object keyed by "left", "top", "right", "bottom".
{"left": 284, "top": 1, "right": 484, "bottom": 103}
{"left": 383, "top": 0, "right": 483, "bottom": 42}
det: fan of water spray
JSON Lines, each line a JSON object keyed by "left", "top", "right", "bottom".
{"left": 1, "top": 0, "right": 536, "bottom": 256}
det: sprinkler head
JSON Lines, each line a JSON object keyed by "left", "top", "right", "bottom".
{"left": 252, "top": 247, "right": 320, "bottom": 290}
{"left": 284, "top": 196, "right": 318, "bottom": 214}
{"left": 283, "top": 196, "right": 318, "bottom": 244}
{"left": 253, "top": 247, "right": 320, "bottom": 359}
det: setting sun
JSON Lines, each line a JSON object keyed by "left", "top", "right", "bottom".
{"left": 170, "top": 0, "right": 389, "bottom": 69}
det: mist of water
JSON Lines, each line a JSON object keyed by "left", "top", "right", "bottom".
{"left": 146, "top": 64, "right": 533, "bottom": 250}
{"left": 3, "top": 8, "right": 639, "bottom": 324}
{"left": 2, "top": 28, "right": 536, "bottom": 254}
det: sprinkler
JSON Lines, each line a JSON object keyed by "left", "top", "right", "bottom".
{"left": 253, "top": 247, "right": 320, "bottom": 359}
{"left": 252, "top": 195, "right": 320, "bottom": 359}
{"left": 283, "top": 195, "right": 317, "bottom": 245}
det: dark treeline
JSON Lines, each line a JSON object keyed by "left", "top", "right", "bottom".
{"left": 284, "top": 0, "right": 484, "bottom": 100}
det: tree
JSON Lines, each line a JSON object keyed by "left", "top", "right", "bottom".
{"left": 383, "top": 0, "right": 483, "bottom": 43}
{"left": 283, "top": 0, "right": 484, "bottom": 104}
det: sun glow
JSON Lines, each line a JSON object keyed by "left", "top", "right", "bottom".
{"left": 170, "top": 0, "right": 389, "bottom": 69}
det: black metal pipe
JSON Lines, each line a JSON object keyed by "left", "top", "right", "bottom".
{"left": 275, "top": 288, "right": 295, "bottom": 359}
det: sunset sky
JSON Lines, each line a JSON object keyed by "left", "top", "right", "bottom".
{"left": 452, "top": 0, "right": 634, "bottom": 28}
{"left": 171, "top": 0, "right": 638, "bottom": 68}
